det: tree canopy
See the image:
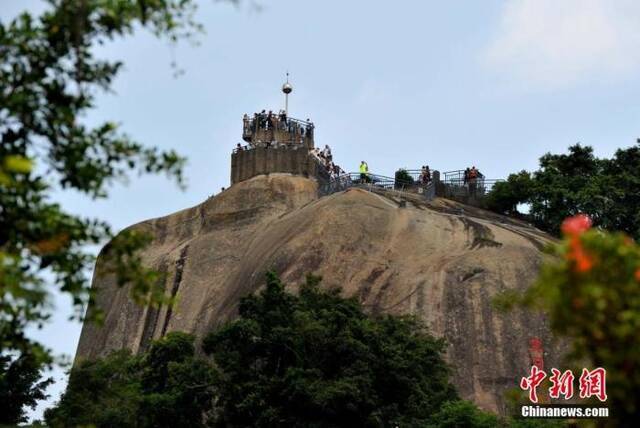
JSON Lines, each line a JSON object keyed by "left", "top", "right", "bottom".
{"left": 0, "top": 351, "right": 53, "bottom": 425}
{"left": 485, "top": 143, "right": 640, "bottom": 238}
{"left": 45, "top": 331, "right": 217, "bottom": 428}
{"left": 203, "top": 272, "right": 458, "bottom": 427}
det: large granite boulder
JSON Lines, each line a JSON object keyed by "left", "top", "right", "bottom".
{"left": 76, "top": 173, "right": 561, "bottom": 414}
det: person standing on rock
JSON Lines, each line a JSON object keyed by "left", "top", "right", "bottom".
{"left": 359, "top": 161, "right": 369, "bottom": 183}
{"left": 279, "top": 109, "right": 287, "bottom": 129}
{"left": 420, "top": 165, "right": 430, "bottom": 184}
{"left": 307, "top": 120, "right": 314, "bottom": 138}
{"left": 468, "top": 166, "right": 479, "bottom": 195}
{"left": 323, "top": 145, "right": 332, "bottom": 162}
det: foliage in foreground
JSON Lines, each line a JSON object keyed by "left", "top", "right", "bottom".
{"left": 485, "top": 143, "right": 640, "bottom": 239}
{"left": 0, "top": 352, "right": 52, "bottom": 425}
{"left": 44, "top": 332, "right": 217, "bottom": 428}
{"left": 45, "top": 273, "right": 562, "bottom": 428}
{"left": 496, "top": 214, "right": 640, "bottom": 426}
{"left": 0, "top": 0, "right": 205, "bottom": 369}
{"left": 0, "top": 0, "right": 225, "bottom": 422}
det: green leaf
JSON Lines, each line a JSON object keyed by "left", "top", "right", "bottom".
{"left": 4, "top": 155, "right": 34, "bottom": 174}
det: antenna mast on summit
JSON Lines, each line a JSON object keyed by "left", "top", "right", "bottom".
{"left": 282, "top": 72, "right": 293, "bottom": 116}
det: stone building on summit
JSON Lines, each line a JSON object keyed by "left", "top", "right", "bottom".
{"left": 230, "top": 76, "right": 330, "bottom": 185}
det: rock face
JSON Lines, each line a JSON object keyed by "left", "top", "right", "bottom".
{"left": 76, "top": 173, "right": 562, "bottom": 414}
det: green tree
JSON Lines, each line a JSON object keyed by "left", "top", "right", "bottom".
{"left": 44, "top": 332, "right": 217, "bottom": 428}
{"left": 46, "top": 350, "right": 141, "bottom": 428}
{"left": 596, "top": 143, "right": 640, "bottom": 236}
{"left": 426, "top": 400, "right": 499, "bottom": 428}
{"left": 138, "top": 332, "right": 218, "bottom": 428}
{"left": 484, "top": 170, "right": 533, "bottom": 216}
{"left": 486, "top": 143, "right": 640, "bottom": 239}
{"left": 528, "top": 144, "right": 600, "bottom": 235}
{"left": 395, "top": 168, "right": 415, "bottom": 188}
{"left": 202, "top": 272, "right": 459, "bottom": 427}
{"left": 0, "top": 352, "right": 53, "bottom": 425}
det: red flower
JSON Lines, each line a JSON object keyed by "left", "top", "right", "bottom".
{"left": 566, "top": 235, "right": 595, "bottom": 273}
{"left": 561, "top": 214, "right": 592, "bottom": 236}
{"left": 635, "top": 269, "right": 640, "bottom": 282}
{"left": 574, "top": 251, "right": 594, "bottom": 273}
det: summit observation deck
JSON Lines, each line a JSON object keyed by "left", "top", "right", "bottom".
{"left": 231, "top": 111, "right": 327, "bottom": 185}
{"left": 242, "top": 113, "right": 315, "bottom": 149}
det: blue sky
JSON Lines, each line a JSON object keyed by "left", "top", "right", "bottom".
{"left": 3, "top": 0, "right": 640, "bottom": 420}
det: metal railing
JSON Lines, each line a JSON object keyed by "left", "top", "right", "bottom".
{"left": 402, "top": 169, "right": 435, "bottom": 185}
{"left": 243, "top": 115, "right": 314, "bottom": 141}
{"left": 232, "top": 141, "right": 308, "bottom": 154}
{"left": 444, "top": 178, "right": 503, "bottom": 193}
{"left": 394, "top": 170, "right": 436, "bottom": 199}
{"left": 318, "top": 172, "right": 436, "bottom": 201}
{"left": 442, "top": 169, "right": 503, "bottom": 197}
{"left": 244, "top": 115, "right": 311, "bottom": 127}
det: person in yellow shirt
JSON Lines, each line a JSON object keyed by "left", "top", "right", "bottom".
{"left": 359, "top": 161, "right": 369, "bottom": 183}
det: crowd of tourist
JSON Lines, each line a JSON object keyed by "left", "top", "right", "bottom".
{"left": 243, "top": 110, "right": 314, "bottom": 141}
{"left": 462, "top": 166, "right": 484, "bottom": 194}
{"left": 232, "top": 113, "right": 494, "bottom": 198}
{"left": 462, "top": 166, "right": 483, "bottom": 184}
{"left": 311, "top": 144, "right": 344, "bottom": 179}
{"left": 235, "top": 140, "right": 302, "bottom": 151}
{"left": 233, "top": 131, "right": 491, "bottom": 198}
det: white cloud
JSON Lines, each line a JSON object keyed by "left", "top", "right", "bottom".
{"left": 483, "top": 0, "right": 640, "bottom": 88}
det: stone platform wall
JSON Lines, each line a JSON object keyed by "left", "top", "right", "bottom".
{"left": 231, "top": 146, "right": 329, "bottom": 184}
